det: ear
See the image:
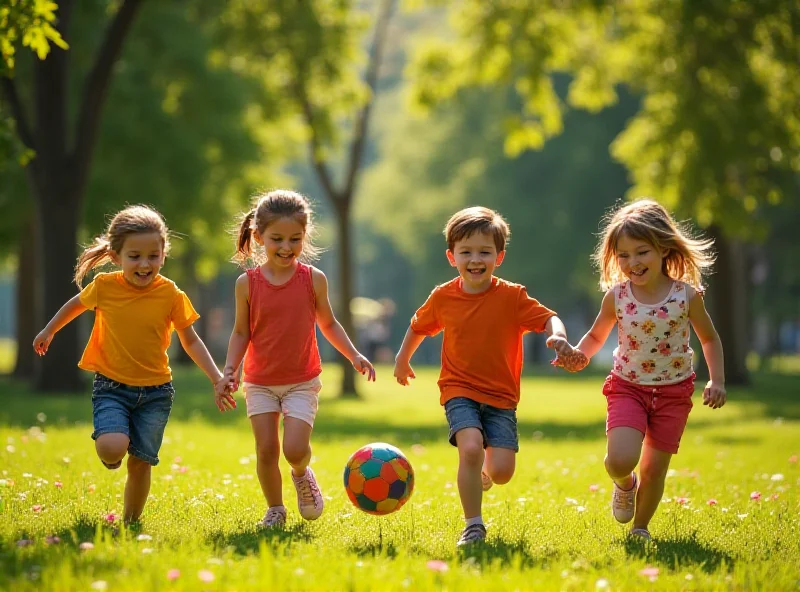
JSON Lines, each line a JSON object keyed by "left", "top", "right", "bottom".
{"left": 495, "top": 250, "right": 506, "bottom": 266}
{"left": 446, "top": 249, "right": 457, "bottom": 267}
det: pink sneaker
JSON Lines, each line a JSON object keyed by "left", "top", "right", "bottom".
{"left": 611, "top": 473, "right": 637, "bottom": 523}
{"left": 292, "top": 467, "right": 324, "bottom": 520}
{"left": 261, "top": 506, "right": 287, "bottom": 528}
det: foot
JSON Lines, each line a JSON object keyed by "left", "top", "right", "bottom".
{"left": 261, "top": 506, "right": 287, "bottom": 528}
{"left": 481, "top": 470, "right": 493, "bottom": 491}
{"left": 457, "top": 523, "right": 487, "bottom": 546}
{"left": 630, "top": 527, "right": 651, "bottom": 541}
{"left": 611, "top": 472, "right": 637, "bottom": 523}
{"left": 292, "top": 467, "right": 324, "bottom": 520}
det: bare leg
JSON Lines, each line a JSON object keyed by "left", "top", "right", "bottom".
{"left": 484, "top": 447, "right": 515, "bottom": 485}
{"left": 283, "top": 417, "right": 313, "bottom": 476}
{"left": 95, "top": 433, "right": 129, "bottom": 468}
{"left": 632, "top": 445, "right": 672, "bottom": 531}
{"left": 123, "top": 455, "right": 152, "bottom": 523}
{"left": 250, "top": 412, "right": 283, "bottom": 507}
{"left": 605, "top": 427, "right": 644, "bottom": 489}
{"left": 455, "top": 428, "right": 484, "bottom": 519}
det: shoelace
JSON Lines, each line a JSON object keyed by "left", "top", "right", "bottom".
{"left": 613, "top": 486, "right": 635, "bottom": 509}
{"left": 460, "top": 524, "right": 485, "bottom": 543}
{"left": 265, "top": 508, "right": 285, "bottom": 524}
{"left": 297, "top": 475, "right": 319, "bottom": 507}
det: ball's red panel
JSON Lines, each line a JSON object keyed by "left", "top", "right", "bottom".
{"left": 363, "top": 477, "right": 390, "bottom": 502}
{"left": 380, "top": 462, "right": 399, "bottom": 484}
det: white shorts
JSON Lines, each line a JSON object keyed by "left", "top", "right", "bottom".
{"left": 242, "top": 375, "right": 322, "bottom": 427}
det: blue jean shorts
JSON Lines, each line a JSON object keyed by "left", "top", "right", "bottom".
{"left": 443, "top": 397, "right": 519, "bottom": 452}
{"left": 91, "top": 373, "right": 175, "bottom": 465}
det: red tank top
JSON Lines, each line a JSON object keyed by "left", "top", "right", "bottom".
{"left": 243, "top": 263, "right": 322, "bottom": 385}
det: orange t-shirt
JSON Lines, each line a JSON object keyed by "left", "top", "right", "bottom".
{"left": 78, "top": 272, "right": 199, "bottom": 386}
{"left": 411, "top": 276, "right": 556, "bottom": 409}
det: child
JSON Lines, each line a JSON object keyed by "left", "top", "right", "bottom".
{"left": 392, "top": 206, "right": 577, "bottom": 546}
{"left": 219, "top": 189, "right": 375, "bottom": 528}
{"left": 33, "top": 205, "right": 233, "bottom": 523}
{"left": 563, "top": 198, "right": 726, "bottom": 540}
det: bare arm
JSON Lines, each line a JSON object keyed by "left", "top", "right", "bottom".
{"left": 222, "top": 273, "right": 252, "bottom": 389}
{"left": 393, "top": 326, "right": 426, "bottom": 386}
{"left": 312, "top": 267, "right": 375, "bottom": 381}
{"left": 33, "top": 294, "right": 88, "bottom": 355}
{"left": 688, "top": 287, "right": 726, "bottom": 409}
{"left": 575, "top": 290, "right": 617, "bottom": 359}
{"left": 176, "top": 324, "right": 235, "bottom": 412}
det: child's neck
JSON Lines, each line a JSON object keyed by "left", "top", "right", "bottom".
{"left": 630, "top": 273, "right": 673, "bottom": 303}
{"left": 261, "top": 259, "right": 299, "bottom": 285}
{"left": 459, "top": 274, "right": 494, "bottom": 295}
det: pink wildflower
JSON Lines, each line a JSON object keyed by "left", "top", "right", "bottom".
{"left": 32, "top": 504, "right": 43, "bottom": 512}
{"left": 589, "top": 484, "right": 600, "bottom": 492}
{"left": 54, "top": 481, "right": 63, "bottom": 489}
{"left": 750, "top": 491, "right": 761, "bottom": 501}
{"left": 706, "top": 498, "right": 718, "bottom": 506}
{"left": 167, "top": 569, "right": 181, "bottom": 581}
{"left": 426, "top": 560, "right": 449, "bottom": 573}
{"left": 198, "top": 570, "right": 215, "bottom": 583}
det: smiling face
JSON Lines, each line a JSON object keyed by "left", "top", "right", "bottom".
{"left": 615, "top": 233, "right": 668, "bottom": 288}
{"left": 112, "top": 231, "right": 165, "bottom": 288}
{"left": 256, "top": 216, "right": 305, "bottom": 269}
{"left": 447, "top": 231, "right": 505, "bottom": 293}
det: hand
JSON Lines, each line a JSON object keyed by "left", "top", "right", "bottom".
{"left": 33, "top": 329, "right": 54, "bottom": 356}
{"left": 213, "top": 375, "right": 237, "bottom": 412}
{"left": 222, "top": 365, "right": 240, "bottom": 393}
{"left": 352, "top": 354, "right": 376, "bottom": 382}
{"left": 393, "top": 359, "right": 415, "bottom": 386}
{"left": 551, "top": 348, "right": 590, "bottom": 373}
{"left": 703, "top": 380, "right": 726, "bottom": 409}
{"left": 545, "top": 334, "right": 572, "bottom": 356}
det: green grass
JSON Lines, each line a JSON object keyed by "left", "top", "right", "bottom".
{"left": 1, "top": 366, "right": 799, "bottom": 591}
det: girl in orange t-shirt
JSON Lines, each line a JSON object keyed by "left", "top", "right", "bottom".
{"left": 33, "top": 205, "right": 232, "bottom": 523}
{"left": 219, "top": 190, "right": 375, "bottom": 528}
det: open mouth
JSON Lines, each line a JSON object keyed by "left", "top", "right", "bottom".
{"left": 134, "top": 271, "right": 152, "bottom": 280}
{"left": 466, "top": 268, "right": 486, "bottom": 277}
{"left": 630, "top": 268, "right": 647, "bottom": 277}
{"left": 277, "top": 252, "right": 294, "bottom": 260}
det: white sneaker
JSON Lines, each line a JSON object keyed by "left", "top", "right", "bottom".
{"left": 457, "top": 523, "right": 487, "bottom": 546}
{"left": 611, "top": 473, "right": 637, "bottom": 523}
{"left": 261, "top": 506, "right": 287, "bottom": 528}
{"left": 292, "top": 467, "right": 324, "bottom": 520}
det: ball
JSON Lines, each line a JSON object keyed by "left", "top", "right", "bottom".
{"left": 343, "top": 442, "right": 414, "bottom": 515}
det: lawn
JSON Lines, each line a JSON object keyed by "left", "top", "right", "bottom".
{"left": 1, "top": 365, "right": 799, "bottom": 591}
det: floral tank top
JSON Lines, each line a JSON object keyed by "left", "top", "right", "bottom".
{"left": 612, "top": 280, "right": 693, "bottom": 385}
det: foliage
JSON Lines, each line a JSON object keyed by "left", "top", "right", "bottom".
{"left": 0, "top": 366, "right": 799, "bottom": 589}
{"left": 0, "top": 0, "right": 67, "bottom": 75}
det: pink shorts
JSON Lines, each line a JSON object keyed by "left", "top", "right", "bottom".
{"left": 602, "top": 373, "right": 695, "bottom": 454}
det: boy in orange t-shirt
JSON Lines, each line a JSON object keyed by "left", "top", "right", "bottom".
{"left": 393, "top": 206, "right": 579, "bottom": 547}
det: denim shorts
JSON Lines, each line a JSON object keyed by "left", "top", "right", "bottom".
{"left": 443, "top": 397, "right": 519, "bottom": 452}
{"left": 91, "top": 373, "right": 175, "bottom": 465}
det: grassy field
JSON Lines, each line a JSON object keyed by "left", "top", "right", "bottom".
{"left": 1, "top": 365, "right": 798, "bottom": 591}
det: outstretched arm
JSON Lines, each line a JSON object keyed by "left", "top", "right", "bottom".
{"left": 688, "top": 287, "right": 726, "bottom": 409}
{"left": 33, "top": 294, "right": 88, "bottom": 355}
{"left": 176, "top": 324, "right": 234, "bottom": 412}
{"left": 393, "top": 326, "right": 426, "bottom": 386}
{"left": 312, "top": 268, "right": 375, "bottom": 381}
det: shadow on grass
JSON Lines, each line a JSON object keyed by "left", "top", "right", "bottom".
{"left": 623, "top": 532, "right": 735, "bottom": 573}
{"left": 207, "top": 523, "right": 313, "bottom": 555}
{"left": 455, "top": 537, "right": 546, "bottom": 569}
{"left": 348, "top": 540, "right": 400, "bottom": 558}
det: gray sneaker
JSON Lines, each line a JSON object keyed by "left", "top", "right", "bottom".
{"left": 611, "top": 473, "right": 637, "bottom": 523}
{"left": 261, "top": 506, "right": 287, "bottom": 528}
{"left": 292, "top": 467, "right": 324, "bottom": 520}
{"left": 457, "top": 523, "right": 487, "bottom": 546}
{"left": 630, "top": 527, "right": 651, "bottom": 541}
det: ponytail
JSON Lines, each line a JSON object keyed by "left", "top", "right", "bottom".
{"left": 233, "top": 209, "right": 256, "bottom": 265}
{"left": 74, "top": 236, "right": 113, "bottom": 287}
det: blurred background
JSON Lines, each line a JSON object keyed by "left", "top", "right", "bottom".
{"left": 1, "top": 0, "right": 798, "bottom": 397}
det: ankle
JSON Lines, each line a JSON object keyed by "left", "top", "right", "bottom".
{"left": 613, "top": 473, "right": 636, "bottom": 490}
{"left": 465, "top": 515, "right": 484, "bottom": 528}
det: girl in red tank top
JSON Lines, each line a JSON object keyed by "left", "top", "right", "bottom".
{"left": 218, "top": 190, "right": 375, "bottom": 527}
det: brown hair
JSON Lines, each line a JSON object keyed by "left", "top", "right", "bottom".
{"left": 444, "top": 206, "right": 510, "bottom": 252}
{"left": 74, "top": 205, "right": 170, "bottom": 286}
{"left": 233, "top": 190, "right": 320, "bottom": 266}
{"left": 594, "top": 198, "right": 715, "bottom": 291}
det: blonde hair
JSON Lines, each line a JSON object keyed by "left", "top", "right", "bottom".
{"left": 75, "top": 205, "right": 170, "bottom": 286}
{"left": 444, "top": 206, "right": 510, "bottom": 252}
{"left": 233, "top": 190, "right": 320, "bottom": 266}
{"left": 594, "top": 199, "right": 715, "bottom": 291}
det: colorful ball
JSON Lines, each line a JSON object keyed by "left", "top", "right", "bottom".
{"left": 343, "top": 442, "right": 414, "bottom": 515}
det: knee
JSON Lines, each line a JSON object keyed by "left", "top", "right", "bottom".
{"left": 283, "top": 442, "right": 310, "bottom": 466}
{"left": 639, "top": 461, "right": 668, "bottom": 485}
{"left": 458, "top": 441, "right": 484, "bottom": 467}
{"left": 488, "top": 465, "right": 515, "bottom": 485}
{"left": 604, "top": 453, "right": 638, "bottom": 478}
{"left": 255, "top": 441, "right": 281, "bottom": 465}
{"left": 95, "top": 433, "right": 129, "bottom": 463}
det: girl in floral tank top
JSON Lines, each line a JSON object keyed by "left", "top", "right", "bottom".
{"left": 556, "top": 199, "right": 727, "bottom": 542}
{"left": 218, "top": 190, "right": 375, "bottom": 528}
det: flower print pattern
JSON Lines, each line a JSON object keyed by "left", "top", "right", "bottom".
{"left": 612, "top": 281, "right": 693, "bottom": 385}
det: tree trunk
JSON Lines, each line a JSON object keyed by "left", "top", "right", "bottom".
{"left": 706, "top": 226, "right": 750, "bottom": 385}
{"left": 335, "top": 199, "right": 358, "bottom": 397}
{"left": 12, "top": 216, "right": 38, "bottom": 380}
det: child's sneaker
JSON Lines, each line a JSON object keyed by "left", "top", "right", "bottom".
{"left": 611, "top": 473, "right": 637, "bottom": 523}
{"left": 481, "top": 470, "right": 493, "bottom": 491}
{"left": 457, "top": 523, "right": 487, "bottom": 546}
{"left": 292, "top": 467, "right": 324, "bottom": 520}
{"left": 261, "top": 506, "right": 287, "bottom": 528}
{"left": 630, "top": 527, "right": 651, "bottom": 541}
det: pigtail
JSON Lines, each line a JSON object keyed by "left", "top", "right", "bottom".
{"left": 74, "top": 236, "right": 113, "bottom": 287}
{"left": 233, "top": 209, "right": 256, "bottom": 266}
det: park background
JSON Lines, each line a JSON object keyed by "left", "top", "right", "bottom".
{"left": 1, "top": 1, "right": 799, "bottom": 590}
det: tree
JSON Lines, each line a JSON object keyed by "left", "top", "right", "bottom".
{"left": 220, "top": 0, "right": 396, "bottom": 397}
{"left": 410, "top": 0, "right": 800, "bottom": 384}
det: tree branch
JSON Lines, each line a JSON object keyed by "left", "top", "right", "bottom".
{"left": 1, "top": 77, "right": 36, "bottom": 151}
{"left": 342, "top": 0, "right": 395, "bottom": 199}
{"left": 71, "top": 0, "right": 145, "bottom": 196}
{"left": 295, "top": 83, "right": 340, "bottom": 202}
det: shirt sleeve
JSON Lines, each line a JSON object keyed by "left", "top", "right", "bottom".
{"left": 517, "top": 287, "right": 556, "bottom": 333}
{"left": 410, "top": 288, "right": 443, "bottom": 336}
{"left": 79, "top": 278, "right": 99, "bottom": 310}
{"left": 171, "top": 289, "right": 200, "bottom": 330}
